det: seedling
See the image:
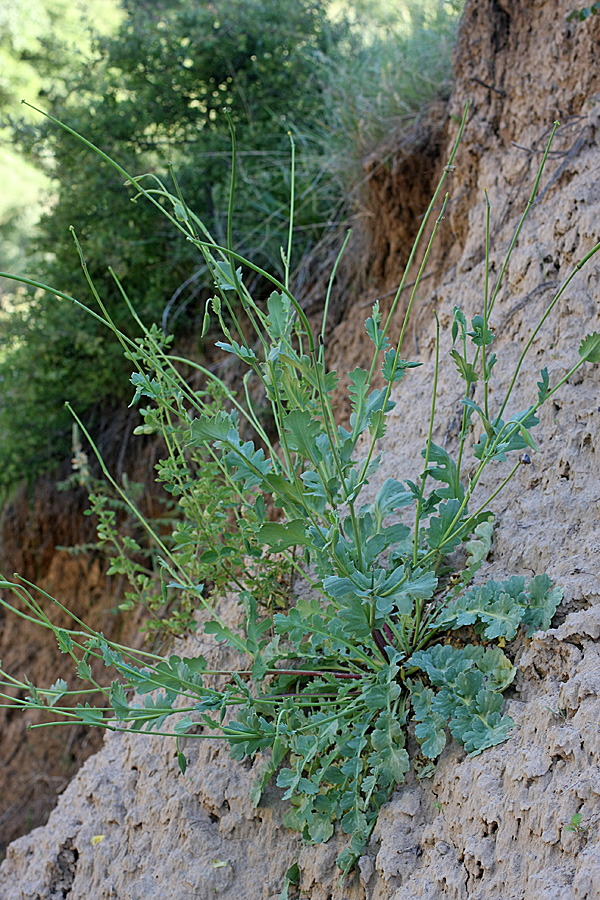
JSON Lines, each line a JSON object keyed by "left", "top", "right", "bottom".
{"left": 564, "top": 813, "right": 589, "bottom": 835}
{"left": 545, "top": 706, "right": 568, "bottom": 721}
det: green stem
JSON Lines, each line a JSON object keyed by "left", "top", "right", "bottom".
{"left": 285, "top": 131, "right": 295, "bottom": 292}
{"left": 486, "top": 122, "right": 560, "bottom": 323}
{"left": 19, "top": 101, "right": 315, "bottom": 352}
{"left": 168, "top": 162, "right": 200, "bottom": 242}
{"left": 482, "top": 188, "right": 491, "bottom": 419}
{"left": 319, "top": 229, "right": 352, "bottom": 365}
{"left": 497, "top": 239, "right": 600, "bottom": 420}
{"left": 359, "top": 193, "right": 448, "bottom": 484}
{"left": 413, "top": 311, "right": 441, "bottom": 566}
{"left": 367, "top": 103, "right": 470, "bottom": 384}
{"left": 455, "top": 330, "right": 470, "bottom": 485}
{"left": 67, "top": 407, "right": 248, "bottom": 653}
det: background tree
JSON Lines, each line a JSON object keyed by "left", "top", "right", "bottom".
{"left": 0, "top": 0, "right": 463, "bottom": 492}
{"left": 0, "top": 0, "right": 342, "bottom": 488}
{"left": 0, "top": 0, "right": 122, "bottom": 270}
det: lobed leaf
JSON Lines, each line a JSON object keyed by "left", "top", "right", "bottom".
{"left": 408, "top": 679, "right": 447, "bottom": 758}
{"left": 365, "top": 301, "right": 390, "bottom": 352}
{"left": 215, "top": 340, "right": 257, "bottom": 361}
{"left": 423, "top": 443, "right": 465, "bottom": 502}
{"left": 468, "top": 315, "right": 494, "bottom": 347}
{"left": 442, "top": 573, "right": 561, "bottom": 640}
{"left": 348, "top": 368, "right": 394, "bottom": 437}
{"left": 213, "top": 260, "right": 243, "bottom": 291}
{"left": 382, "top": 348, "right": 422, "bottom": 383}
{"left": 450, "top": 348, "right": 479, "bottom": 386}
{"left": 109, "top": 681, "right": 130, "bottom": 722}
{"left": 369, "top": 716, "right": 410, "bottom": 786}
{"left": 409, "top": 643, "right": 472, "bottom": 687}
{"left": 521, "top": 574, "right": 563, "bottom": 636}
{"left": 537, "top": 367, "right": 550, "bottom": 404}
{"left": 77, "top": 703, "right": 105, "bottom": 727}
{"left": 56, "top": 629, "right": 74, "bottom": 654}
{"left": 476, "top": 646, "right": 516, "bottom": 692}
{"left": 130, "top": 372, "right": 162, "bottom": 406}
{"left": 283, "top": 410, "right": 323, "bottom": 462}
{"left": 224, "top": 439, "right": 272, "bottom": 489}
{"left": 190, "top": 411, "right": 234, "bottom": 444}
{"left": 426, "top": 499, "right": 464, "bottom": 553}
{"left": 459, "top": 516, "right": 494, "bottom": 587}
{"left": 369, "top": 478, "right": 413, "bottom": 526}
{"left": 578, "top": 331, "right": 600, "bottom": 363}
{"left": 267, "top": 292, "right": 293, "bottom": 342}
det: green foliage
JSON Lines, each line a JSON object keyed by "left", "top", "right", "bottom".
{"left": 564, "top": 812, "right": 589, "bottom": 834}
{"left": 310, "top": 0, "right": 464, "bottom": 195}
{"left": 0, "top": 0, "right": 122, "bottom": 270}
{"left": 439, "top": 575, "right": 563, "bottom": 640}
{"left": 0, "top": 0, "right": 343, "bottom": 489}
{"left": 0, "top": 0, "right": 465, "bottom": 491}
{"left": 1, "top": 108, "right": 599, "bottom": 880}
{"left": 578, "top": 331, "right": 600, "bottom": 363}
{"left": 567, "top": 2, "right": 600, "bottom": 21}
{"left": 60, "top": 357, "right": 290, "bottom": 636}
{"left": 0, "top": 0, "right": 121, "bottom": 115}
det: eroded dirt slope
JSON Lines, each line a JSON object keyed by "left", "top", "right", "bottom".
{"left": 1, "top": 1, "right": 600, "bottom": 898}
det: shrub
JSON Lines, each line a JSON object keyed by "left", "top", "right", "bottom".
{"left": 306, "top": 0, "right": 464, "bottom": 199}
{"left": 1, "top": 106, "right": 598, "bottom": 880}
{"left": 0, "top": 0, "right": 344, "bottom": 490}
{"left": 0, "top": 0, "right": 465, "bottom": 491}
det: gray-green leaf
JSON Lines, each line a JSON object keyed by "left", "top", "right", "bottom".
{"left": 578, "top": 331, "right": 600, "bottom": 363}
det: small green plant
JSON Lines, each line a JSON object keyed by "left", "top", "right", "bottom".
{"left": 60, "top": 383, "right": 288, "bottom": 637}
{"left": 544, "top": 705, "right": 568, "bottom": 721}
{"left": 1, "top": 104, "right": 599, "bottom": 877}
{"left": 564, "top": 813, "right": 589, "bottom": 835}
{"left": 567, "top": 3, "right": 600, "bottom": 21}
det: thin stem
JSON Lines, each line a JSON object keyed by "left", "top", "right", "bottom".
{"left": 19, "top": 101, "right": 315, "bottom": 353}
{"left": 285, "top": 132, "right": 295, "bottom": 292}
{"left": 66, "top": 406, "right": 248, "bottom": 652}
{"left": 461, "top": 461, "right": 521, "bottom": 532}
{"left": 266, "top": 668, "right": 361, "bottom": 680}
{"left": 413, "top": 311, "right": 441, "bottom": 566}
{"left": 486, "top": 122, "right": 560, "bottom": 324}
{"left": 359, "top": 193, "right": 448, "bottom": 483}
{"left": 482, "top": 188, "right": 491, "bottom": 419}
{"left": 366, "top": 103, "right": 469, "bottom": 385}
{"left": 497, "top": 239, "right": 600, "bottom": 420}
{"left": 167, "top": 354, "right": 276, "bottom": 455}
{"left": 168, "top": 162, "right": 200, "bottom": 242}
{"left": 319, "top": 229, "right": 352, "bottom": 366}
{"left": 455, "top": 327, "right": 470, "bottom": 486}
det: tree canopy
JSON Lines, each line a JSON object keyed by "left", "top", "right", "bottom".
{"left": 0, "top": 0, "right": 464, "bottom": 491}
{"left": 0, "top": 0, "right": 342, "bottom": 488}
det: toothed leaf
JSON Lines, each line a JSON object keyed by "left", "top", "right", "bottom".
{"left": 382, "top": 349, "right": 422, "bottom": 383}
{"left": 578, "top": 331, "right": 600, "bottom": 363}
{"left": 450, "top": 349, "right": 479, "bottom": 386}
{"left": 522, "top": 574, "right": 563, "bottom": 635}
{"left": 537, "top": 367, "right": 550, "bottom": 403}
